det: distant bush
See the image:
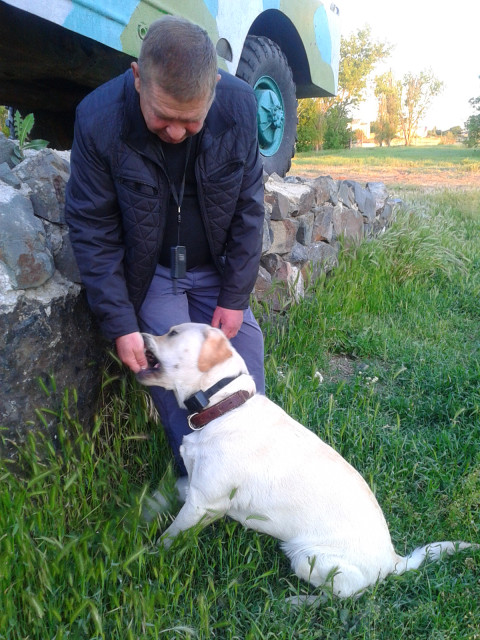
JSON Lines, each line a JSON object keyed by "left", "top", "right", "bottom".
{"left": 439, "top": 131, "right": 457, "bottom": 145}
{"left": 464, "top": 85, "right": 480, "bottom": 148}
{"left": 0, "top": 106, "right": 9, "bottom": 137}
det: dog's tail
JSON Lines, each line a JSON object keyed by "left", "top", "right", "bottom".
{"left": 393, "top": 541, "right": 477, "bottom": 575}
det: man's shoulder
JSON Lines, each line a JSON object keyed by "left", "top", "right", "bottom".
{"left": 76, "top": 70, "right": 131, "bottom": 121}
{"left": 214, "top": 69, "right": 257, "bottom": 122}
{"left": 216, "top": 69, "right": 254, "bottom": 96}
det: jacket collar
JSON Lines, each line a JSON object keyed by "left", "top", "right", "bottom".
{"left": 121, "top": 69, "right": 234, "bottom": 160}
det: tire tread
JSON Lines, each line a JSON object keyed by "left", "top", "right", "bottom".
{"left": 236, "top": 35, "right": 297, "bottom": 176}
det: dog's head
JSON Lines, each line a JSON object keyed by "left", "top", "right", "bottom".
{"left": 136, "top": 323, "right": 251, "bottom": 406}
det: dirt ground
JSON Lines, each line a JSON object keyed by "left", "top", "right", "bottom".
{"left": 290, "top": 165, "right": 480, "bottom": 190}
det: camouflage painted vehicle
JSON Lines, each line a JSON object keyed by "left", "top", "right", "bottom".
{"left": 0, "top": 0, "right": 340, "bottom": 175}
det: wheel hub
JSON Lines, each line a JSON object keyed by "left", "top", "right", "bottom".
{"left": 254, "top": 76, "right": 285, "bottom": 156}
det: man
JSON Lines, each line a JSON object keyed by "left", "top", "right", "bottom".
{"left": 65, "top": 16, "right": 265, "bottom": 476}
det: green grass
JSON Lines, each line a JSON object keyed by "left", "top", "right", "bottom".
{"left": 1, "top": 188, "right": 480, "bottom": 639}
{"left": 292, "top": 144, "right": 480, "bottom": 173}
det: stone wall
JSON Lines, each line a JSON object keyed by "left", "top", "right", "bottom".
{"left": 0, "top": 134, "right": 398, "bottom": 452}
{"left": 257, "top": 172, "right": 395, "bottom": 309}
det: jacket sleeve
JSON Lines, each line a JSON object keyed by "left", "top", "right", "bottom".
{"left": 65, "top": 110, "right": 140, "bottom": 341}
{"left": 216, "top": 91, "right": 265, "bottom": 310}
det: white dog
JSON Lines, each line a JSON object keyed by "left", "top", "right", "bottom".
{"left": 136, "top": 322, "right": 475, "bottom": 598}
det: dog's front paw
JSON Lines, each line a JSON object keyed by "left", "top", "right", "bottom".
{"left": 141, "top": 489, "right": 172, "bottom": 522}
{"left": 284, "top": 594, "right": 327, "bottom": 608}
{"left": 141, "top": 476, "right": 188, "bottom": 523}
{"left": 157, "top": 532, "right": 175, "bottom": 549}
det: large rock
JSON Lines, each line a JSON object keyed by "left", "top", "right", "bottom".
{"left": 295, "top": 211, "right": 314, "bottom": 246}
{"left": 13, "top": 148, "right": 71, "bottom": 224}
{"left": 0, "top": 132, "right": 16, "bottom": 169}
{"left": 265, "top": 175, "right": 315, "bottom": 219}
{"left": 269, "top": 218, "right": 300, "bottom": 254}
{"left": 0, "top": 148, "right": 104, "bottom": 456}
{"left": 0, "top": 184, "right": 55, "bottom": 288}
{"left": 13, "top": 148, "right": 80, "bottom": 283}
{"left": 255, "top": 257, "right": 303, "bottom": 311}
{"left": 332, "top": 205, "right": 364, "bottom": 244}
{"left": 304, "top": 241, "right": 339, "bottom": 278}
{"left": 261, "top": 203, "right": 273, "bottom": 254}
{"left": 311, "top": 175, "right": 338, "bottom": 205}
{"left": 367, "top": 182, "right": 390, "bottom": 212}
{"left": 313, "top": 204, "right": 335, "bottom": 243}
{"left": 337, "top": 181, "right": 356, "bottom": 209}
{"left": 0, "top": 274, "right": 105, "bottom": 455}
{"left": 347, "top": 180, "right": 376, "bottom": 222}
{"left": 0, "top": 162, "right": 21, "bottom": 188}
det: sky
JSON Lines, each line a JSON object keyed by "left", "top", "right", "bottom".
{"left": 337, "top": 0, "right": 480, "bottom": 130}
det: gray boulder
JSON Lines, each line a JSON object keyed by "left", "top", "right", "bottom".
{"left": 0, "top": 185, "right": 55, "bottom": 289}
{"left": 0, "top": 132, "right": 16, "bottom": 169}
{"left": 0, "top": 275, "right": 105, "bottom": 455}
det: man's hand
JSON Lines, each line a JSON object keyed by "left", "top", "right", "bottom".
{"left": 211, "top": 306, "right": 244, "bottom": 339}
{"left": 115, "top": 332, "right": 147, "bottom": 373}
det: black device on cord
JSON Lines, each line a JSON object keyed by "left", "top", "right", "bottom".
{"left": 184, "top": 375, "right": 242, "bottom": 413}
{"left": 170, "top": 245, "right": 186, "bottom": 279}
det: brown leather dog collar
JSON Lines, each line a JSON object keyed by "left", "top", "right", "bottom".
{"left": 187, "top": 390, "right": 254, "bottom": 430}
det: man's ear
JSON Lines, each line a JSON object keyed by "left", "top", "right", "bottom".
{"left": 197, "top": 328, "right": 232, "bottom": 372}
{"left": 131, "top": 61, "right": 141, "bottom": 92}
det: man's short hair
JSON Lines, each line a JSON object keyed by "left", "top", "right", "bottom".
{"left": 138, "top": 16, "right": 218, "bottom": 102}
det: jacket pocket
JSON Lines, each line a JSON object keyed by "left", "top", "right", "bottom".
{"left": 116, "top": 176, "right": 158, "bottom": 197}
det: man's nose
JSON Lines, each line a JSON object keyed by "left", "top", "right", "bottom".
{"left": 166, "top": 123, "right": 186, "bottom": 142}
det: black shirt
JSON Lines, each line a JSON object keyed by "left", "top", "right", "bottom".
{"left": 158, "top": 134, "right": 212, "bottom": 270}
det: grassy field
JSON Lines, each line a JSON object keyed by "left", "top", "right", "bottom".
{"left": 293, "top": 144, "right": 480, "bottom": 169}
{"left": 1, "top": 155, "right": 479, "bottom": 638}
{"left": 290, "top": 145, "right": 480, "bottom": 189}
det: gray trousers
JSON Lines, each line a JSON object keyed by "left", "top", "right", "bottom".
{"left": 138, "top": 264, "right": 265, "bottom": 475}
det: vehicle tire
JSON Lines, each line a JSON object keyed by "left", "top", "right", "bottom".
{"left": 236, "top": 35, "right": 297, "bottom": 177}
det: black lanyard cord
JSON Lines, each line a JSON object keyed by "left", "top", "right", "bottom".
{"left": 159, "top": 136, "right": 193, "bottom": 244}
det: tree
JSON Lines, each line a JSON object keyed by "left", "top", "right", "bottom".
{"left": 464, "top": 78, "right": 480, "bottom": 148}
{"left": 449, "top": 126, "right": 462, "bottom": 138}
{"left": 400, "top": 70, "right": 443, "bottom": 146}
{"left": 374, "top": 71, "right": 401, "bottom": 146}
{"left": 336, "top": 27, "right": 392, "bottom": 110}
{"left": 465, "top": 113, "right": 480, "bottom": 147}
{"left": 296, "top": 100, "right": 326, "bottom": 151}
{"left": 372, "top": 69, "right": 443, "bottom": 146}
{"left": 297, "top": 27, "right": 391, "bottom": 150}
{"left": 323, "top": 104, "right": 352, "bottom": 149}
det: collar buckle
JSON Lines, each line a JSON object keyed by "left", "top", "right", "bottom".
{"left": 187, "top": 413, "right": 203, "bottom": 431}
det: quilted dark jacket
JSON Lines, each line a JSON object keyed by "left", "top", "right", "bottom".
{"left": 65, "top": 69, "right": 264, "bottom": 340}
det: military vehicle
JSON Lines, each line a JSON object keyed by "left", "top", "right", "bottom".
{"left": 0, "top": 0, "right": 340, "bottom": 175}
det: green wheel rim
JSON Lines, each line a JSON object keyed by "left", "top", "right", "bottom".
{"left": 254, "top": 75, "right": 285, "bottom": 157}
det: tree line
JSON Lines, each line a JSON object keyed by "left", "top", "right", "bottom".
{"left": 297, "top": 27, "right": 479, "bottom": 150}
{"left": 465, "top": 80, "right": 480, "bottom": 148}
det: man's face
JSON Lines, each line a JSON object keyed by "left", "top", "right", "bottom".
{"left": 132, "top": 62, "right": 214, "bottom": 144}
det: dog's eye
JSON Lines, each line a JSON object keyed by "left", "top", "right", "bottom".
{"left": 167, "top": 329, "right": 178, "bottom": 337}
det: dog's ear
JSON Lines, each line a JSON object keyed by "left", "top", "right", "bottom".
{"left": 198, "top": 328, "right": 233, "bottom": 372}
